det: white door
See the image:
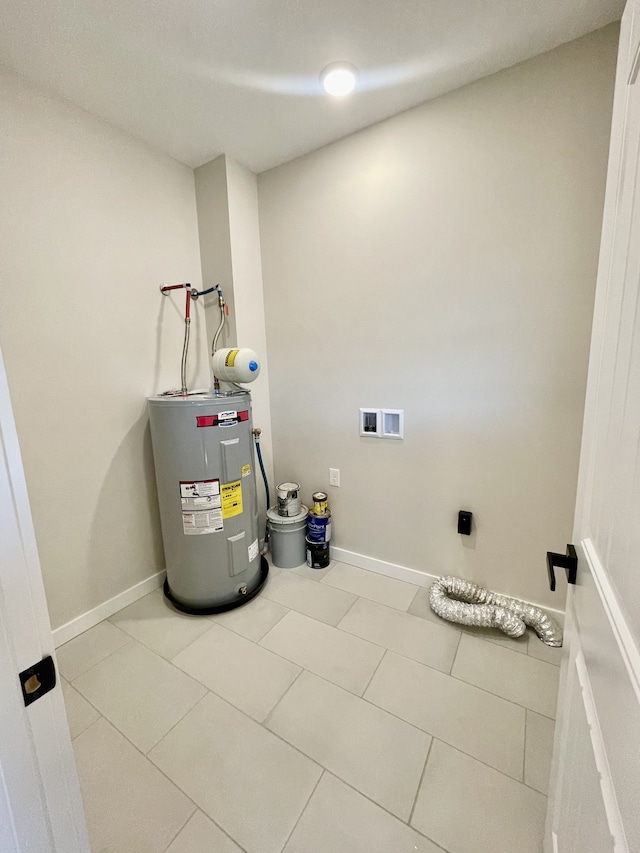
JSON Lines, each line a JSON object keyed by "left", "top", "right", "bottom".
{"left": 0, "top": 346, "right": 89, "bottom": 852}
{"left": 546, "top": 2, "right": 640, "bottom": 851}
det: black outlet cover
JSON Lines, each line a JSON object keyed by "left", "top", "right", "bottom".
{"left": 458, "top": 510, "right": 473, "bottom": 536}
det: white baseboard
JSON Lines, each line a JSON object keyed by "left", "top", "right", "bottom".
{"left": 51, "top": 547, "right": 564, "bottom": 649}
{"left": 331, "top": 546, "right": 565, "bottom": 618}
{"left": 52, "top": 570, "right": 165, "bottom": 648}
{"left": 330, "top": 547, "right": 437, "bottom": 588}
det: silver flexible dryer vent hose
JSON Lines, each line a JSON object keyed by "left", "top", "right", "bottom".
{"left": 429, "top": 576, "right": 563, "bottom": 647}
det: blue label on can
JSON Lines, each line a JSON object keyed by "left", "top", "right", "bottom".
{"left": 307, "top": 515, "right": 331, "bottom": 543}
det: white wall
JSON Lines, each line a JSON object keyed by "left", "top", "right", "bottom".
{"left": 194, "top": 155, "right": 275, "bottom": 523}
{"left": 194, "top": 155, "right": 238, "bottom": 354}
{"left": 258, "top": 25, "right": 619, "bottom": 609}
{"left": 0, "top": 69, "right": 208, "bottom": 630}
{"left": 226, "top": 157, "right": 275, "bottom": 519}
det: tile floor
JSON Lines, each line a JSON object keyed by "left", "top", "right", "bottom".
{"left": 58, "top": 560, "right": 561, "bottom": 853}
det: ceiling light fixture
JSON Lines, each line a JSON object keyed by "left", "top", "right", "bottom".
{"left": 320, "top": 62, "right": 357, "bottom": 96}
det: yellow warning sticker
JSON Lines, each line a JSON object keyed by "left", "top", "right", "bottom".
{"left": 221, "top": 480, "right": 243, "bottom": 518}
{"left": 225, "top": 349, "right": 239, "bottom": 367}
{"left": 242, "top": 464, "right": 251, "bottom": 478}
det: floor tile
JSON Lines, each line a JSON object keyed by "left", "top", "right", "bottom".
{"left": 61, "top": 678, "right": 100, "bottom": 739}
{"left": 283, "top": 773, "right": 443, "bottom": 853}
{"left": 266, "top": 670, "right": 430, "bottom": 820}
{"left": 411, "top": 740, "right": 547, "bottom": 853}
{"left": 525, "top": 710, "right": 555, "bottom": 794}
{"left": 149, "top": 692, "right": 321, "bottom": 853}
{"left": 260, "top": 610, "right": 384, "bottom": 695}
{"left": 209, "top": 593, "right": 288, "bottom": 641}
{"left": 173, "top": 622, "right": 300, "bottom": 721}
{"left": 286, "top": 561, "right": 336, "bottom": 582}
{"left": 263, "top": 570, "right": 357, "bottom": 626}
{"left": 463, "top": 623, "right": 530, "bottom": 655}
{"left": 528, "top": 635, "right": 563, "bottom": 666}
{"left": 407, "top": 587, "right": 444, "bottom": 623}
{"left": 110, "top": 588, "right": 213, "bottom": 659}
{"left": 73, "top": 641, "right": 207, "bottom": 753}
{"left": 56, "top": 621, "right": 131, "bottom": 681}
{"left": 321, "top": 563, "right": 418, "bottom": 611}
{"left": 408, "top": 588, "right": 531, "bottom": 654}
{"left": 365, "top": 651, "right": 525, "bottom": 779}
{"left": 452, "top": 633, "right": 560, "bottom": 718}
{"left": 73, "top": 718, "right": 195, "bottom": 853}
{"left": 338, "top": 597, "right": 460, "bottom": 673}
{"left": 166, "top": 810, "right": 243, "bottom": 853}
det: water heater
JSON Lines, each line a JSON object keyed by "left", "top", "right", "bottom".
{"left": 148, "top": 390, "right": 268, "bottom": 613}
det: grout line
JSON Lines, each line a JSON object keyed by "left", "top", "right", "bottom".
{"left": 276, "top": 770, "right": 325, "bottom": 853}
{"left": 318, "top": 570, "right": 421, "bottom": 610}
{"left": 429, "top": 735, "right": 541, "bottom": 790}
{"left": 162, "top": 676, "right": 329, "bottom": 776}
{"left": 409, "top": 735, "right": 433, "bottom": 824}
{"left": 113, "top": 614, "right": 215, "bottom": 662}
{"left": 523, "top": 708, "right": 529, "bottom": 785}
{"left": 351, "top": 672, "right": 529, "bottom": 784}
{"left": 75, "top": 711, "right": 208, "bottom": 841}
{"left": 461, "top": 629, "right": 562, "bottom": 672}
{"left": 62, "top": 631, "right": 134, "bottom": 684}
{"left": 68, "top": 642, "right": 212, "bottom": 754}
{"left": 367, "top": 640, "right": 557, "bottom": 719}
{"left": 72, "top": 714, "right": 104, "bottom": 741}
{"left": 160, "top": 803, "right": 198, "bottom": 852}
{"left": 261, "top": 668, "right": 305, "bottom": 728}
{"left": 144, "top": 681, "right": 209, "bottom": 756}
{"left": 77, "top": 601, "right": 557, "bottom": 728}
{"left": 359, "top": 646, "right": 387, "bottom": 696}
{"left": 255, "top": 592, "right": 465, "bottom": 687}
{"left": 75, "top": 594, "right": 553, "bottom": 851}
{"left": 447, "top": 630, "right": 462, "bottom": 675}
{"left": 318, "top": 770, "right": 450, "bottom": 851}
{"left": 522, "top": 780, "right": 549, "bottom": 797}
{"left": 202, "top": 812, "right": 252, "bottom": 853}
{"left": 247, "top": 610, "right": 290, "bottom": 643}
{"left": 150, "top": 664, "right": 541, "bottom": 807}
{"left": 317, "top": 565, "right": 337, "bottom": 586}
{"left": 61, "top": 678, "right": 102, "bottom": 740}
{"left": 139, "top": 592, "right": 557, "bottom": 726}
{"left": 143, "top": 693, "right": 229, "bottom": 800}
{"left": 334, "top": 593, "right": 360, "bottom": 627}
{"left": 157, "top": 794, "right": 252, "bottom": 852}
{"left": 450, "top": 629, "right": 464, "bottom": 672}
{"left": 263, "top": 665, "right": 529, "bottom": 793}
{"left": 406, "top": 583, "right": 421, "bottom": 613}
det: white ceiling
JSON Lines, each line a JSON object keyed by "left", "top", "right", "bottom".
{"left": 0, "top": 0, "right": 624, "bottom": 173}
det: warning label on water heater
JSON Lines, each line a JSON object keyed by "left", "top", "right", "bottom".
{"left": 179, "top": 479, "right": 223, "bottom": 535}
{"left": 221, "top": 480, "right": 243, "bottom": 519}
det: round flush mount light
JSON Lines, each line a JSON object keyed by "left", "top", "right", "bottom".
{"left": 320, "top": 62, "right": 357, "bottom": 96}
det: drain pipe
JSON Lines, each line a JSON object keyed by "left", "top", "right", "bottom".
{"left": 429, "top": 576, "right": 562, "bottom": 647}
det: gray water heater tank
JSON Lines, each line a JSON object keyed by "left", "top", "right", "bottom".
{"left": 148, "top": 390, "right": 268, "bottom": 613}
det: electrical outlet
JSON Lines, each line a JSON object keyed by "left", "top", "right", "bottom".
{"left": 329, "top": 468, "right": 340, "bottom": 487}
